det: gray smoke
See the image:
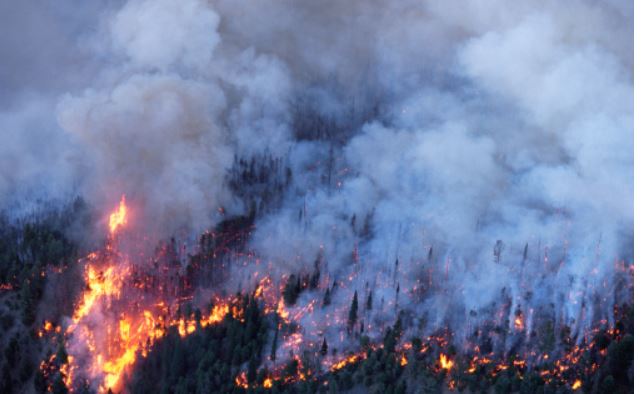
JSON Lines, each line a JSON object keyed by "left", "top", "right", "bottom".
{"left": 0, "top": 0, "right": 632, "bottom": 351}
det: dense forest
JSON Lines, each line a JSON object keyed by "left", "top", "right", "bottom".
{"left": 0, "top": 199, "right": 633, "bottom": 393}
{"left": 0, "top": 1, "right": 633, "bottom": 392}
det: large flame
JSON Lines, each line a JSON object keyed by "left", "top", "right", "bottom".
{"left": 439, "top": 354, "right": 454, "bottom": 370}
{"left": 63, "top": 195, "right": 245, "bottom": 392}
{"left": 49, "top": 195, "right": 631, "bottom": 393}
{"left": 108, "top": 195, "right": 128, "bottom": 234}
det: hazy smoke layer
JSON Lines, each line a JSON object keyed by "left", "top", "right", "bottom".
{"left": 1, "top": 0, "right": 633, "bottom": 343}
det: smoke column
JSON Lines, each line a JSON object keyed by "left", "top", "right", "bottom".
{"left": 0, "top": 0, "right": 632, "bottom": 390}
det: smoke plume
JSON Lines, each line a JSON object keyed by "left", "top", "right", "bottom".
{"left": 1, "top": 0, "right": 632, "bottom": 369}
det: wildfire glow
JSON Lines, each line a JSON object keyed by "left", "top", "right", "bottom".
{"left": 48, "top": 194, "right": 631, "bottom": 393}
{"left": 71, "top": 264, "right": 126, "bottom": 324}
{"left": 572, "top": 379, "right": 582, "bottom": 390}
{"left": 64, "top": 195, "right": 240, "bottom": 393}
{"left": 514, "top": 315, "right": 525, "bottom": 331}
{"left": 330, "top": 353, "right": 362, "bottom": 372}
{"left": 235, "top": 372, "right": 249, "bottom": 389}
{"left": 108, "top": 195, "right": 128, "bottom": 234}
{"left": 439, "top": 354, "right": 454, "bottom": 370}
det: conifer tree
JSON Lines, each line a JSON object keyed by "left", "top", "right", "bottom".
{"left": 323, "top": 288, "right": 331, "bottom": 307}
{"left": 270, "top": 326, "right": 279, "bottom": 362}
{"left": 348, "top": 291, "right": 358, "bottom": 330}
{"left": 321, "top": 338, "right": 328, "bottom": 356}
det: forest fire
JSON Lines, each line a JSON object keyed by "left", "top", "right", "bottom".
{"left": 108, "top": 196, "right": 128, "bottom": 235}
{"left": 60, "top": 197, "right": 244, "bottom": 392}
{"left": 235, "top": 372, "right": 249, "bottom": 389}
{"left": 439, "top": 353, "right": 454, "bottom": 371}
{"left": 14, "top": 188, "right": 634, "bottom": 394}
{"left": 514, "top": 314, "right": 524, "bottom": 331}
{"left": 330, "top": 353, "right": 363, "bottom": 372}
{"left": 63, "top": 197, "right": 137, "bottom": 392}
{"left": 0, "top": 0, "right": 633, "bottom": 393}
{"left": 57, "top": 197, "right": 312, "bottom": 392}
{"left": 44, "top": 195, "right": 631, "bottom": 393}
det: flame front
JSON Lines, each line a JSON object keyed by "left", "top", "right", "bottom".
{"left": 52, "top": 195, "right": 632, "bottom": 393}
{"left": 64, "top": 195, "right": 248, "bottom": 392}
{"left": 66, "top": 197, "right": 134, "bottom": 392}
{"left": 108, "top": 195, "right": 127, "bottom": 234}
{"left": 439, "top": 354, "right": 454, "bottom": 370}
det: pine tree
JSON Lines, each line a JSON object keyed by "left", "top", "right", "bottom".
{"left": 393, "top": 258, "right": 399, "bottom": 281}
{"left": 283, "top": 274, "right": 299, "bottom": 305}
{"left": 323, "top": 288, "right": 331, "bottom": 307}
{"left": 285, "top": 358, "right": 299, "bottom": 378}
{"left": 366, "top": 291, "right": 373, "bottom": 311}
{"left": 393, "top": 317, "right": 402, "bottom": 338}
{"left": 362, "top": 212, "right": 373, "bottom": 239}
{"left": 348, "top": 291, "right": 358, "bottom": 330}
{"left": 55, "top": 344, "right": 68, "bottom": 367}
{"left": 310, "top": 259, "right": 321, "bottom": 289}
{"left": 494, "top": 240, "right": 504, "bottom": 263}
{"left": 51, "top": 374, "right": 68, "bottom": 394}
{"left": 248, "top": 357, "right": 258, "bottom": 383}
{"left": 20, "top": 283, "right": 36, "bottom": 326}
{"left": 270, "top": 326, "right": 279, "bottom": 362}
{"left": 394, "top": 284, "right": 400, "bottom": 310}
{"left": 321, "top": 338, "right": 328, "bottom": 356}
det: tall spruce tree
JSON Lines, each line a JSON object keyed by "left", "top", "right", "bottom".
{"left": 321, "top": 337, "right": 328, "bottom": 356}
{"left": 323, "top": 288, "right": 331, "bottom": 307}
{"left": 348, "top": 291, "right": 358, "bottom": 330}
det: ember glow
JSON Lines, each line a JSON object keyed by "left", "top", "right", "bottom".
{"left": 0, "top": 1, "right": 632, "bottom": 393}
{"left": 28, "top": 193, "right": 637, "bottom": 393}
{"left": 108, "top": 195, "right": 128, "bottom": 235}
{"left": 439, "top": 353, "right": 454, "bottom": 371}
{"left": 572, "top": 379, "right": 582, "bottom": 390}
{"left": 62, "top": 197, "right": 242, "bottom": 392}
{"left": 65, "top": 198, "right": 137, "bottom": 392}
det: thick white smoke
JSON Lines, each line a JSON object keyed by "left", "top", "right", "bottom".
{"left": 0, "top": 0, "right": 632, "bottom": 350}
{"left": 53, "top": 0, "right": 292, "bottom": 235}
{"left": 241, "top": 0, "right": 632, "bottom": 341}
{"left": 110, "top": 0, "right": 220, "bottom": 71}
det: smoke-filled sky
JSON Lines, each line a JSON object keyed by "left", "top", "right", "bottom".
{"left": 0, "top": 0, "right": 633, "bottom": 328}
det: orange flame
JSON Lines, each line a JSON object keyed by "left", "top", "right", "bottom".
{"left": 439, "top": 354, "right": 454, "bottom": 370}
{"left": 235, "top": 372, "right": 249, "bottom": 389}
{"left": 109, "top": 195, "right": 128, "bottom": 234}
{"left": 59, "top": 192, "right": 629, "bottom": 393}
{"left": 514, "top": 315, "right": 525, "bottom": 331}
{"left": 330, "top": 353, "right": 362, "bottom": 372}
{"left": 572, "top": 379, "right": 581, "bottom": 390}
